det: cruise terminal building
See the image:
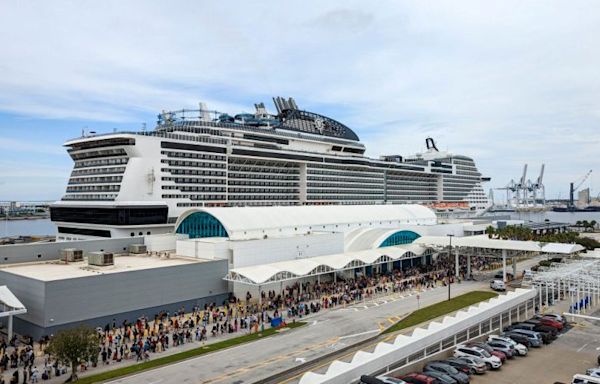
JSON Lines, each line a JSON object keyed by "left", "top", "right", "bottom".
{"left": 0, "top": 204, "right": 523, "bottom": 337}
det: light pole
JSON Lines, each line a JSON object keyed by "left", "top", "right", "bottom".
{"left": 447, "top": 234, "right": 454, "bottom": 301}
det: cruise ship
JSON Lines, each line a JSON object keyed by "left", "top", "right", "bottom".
{"left": 50, "top": 97, "right": 491, "bottom": 240}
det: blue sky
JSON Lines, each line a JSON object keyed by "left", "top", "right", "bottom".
{"left": 1, "top": 1, "right": 599, "bottom": 201}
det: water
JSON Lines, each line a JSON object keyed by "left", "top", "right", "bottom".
{"left": 1, "top": 211, "right": 598, "bottom": 238}
{"left": 1, "top": 218, "right": 56, "bottom": 237}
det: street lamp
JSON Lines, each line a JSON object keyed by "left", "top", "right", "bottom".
{"left": 447, "top": 234, "right": 454, "bottom": 301}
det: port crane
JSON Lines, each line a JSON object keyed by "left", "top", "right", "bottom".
{"left": 527, "top": 164, "right": 545, "bottom": 205}
{"left": 495, "top": 164, "right": 546, "bottom": 208}
{"left": 569, "top": 169, "right": 592, "bottom": 209}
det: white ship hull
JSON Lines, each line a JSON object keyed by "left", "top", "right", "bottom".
{"left": 51, "top": 98, "right": 490, "bottom": 240}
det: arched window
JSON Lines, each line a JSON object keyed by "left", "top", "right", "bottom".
{"left": 379, "top": 230, "right": 421, "bottom": 247}
{"left": 176, "top": 212, "right": 228, "bottom": 239}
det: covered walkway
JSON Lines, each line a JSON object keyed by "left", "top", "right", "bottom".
{"left": 223, "top": 244, "right": 436, "bottom": 300}
{"left": 414, "top": 235, "right": 585, "bottom": 282}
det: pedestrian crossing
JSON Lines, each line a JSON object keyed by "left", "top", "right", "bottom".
{"left": 337, "top": 286, "right": 438, "bottom": 313}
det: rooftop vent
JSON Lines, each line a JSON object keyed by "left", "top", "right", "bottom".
{"left": 128, "top": 244, "right": 147, "bottom": 254}
{"left": 88, "top": 252, "right": 114, "bottom": 267}
{"left": 60, "top": 248, "right": 83, "bottom": 262}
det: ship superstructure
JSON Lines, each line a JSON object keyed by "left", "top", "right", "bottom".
{"left": 50, "top": 97, "right": 490, "bottom": 240}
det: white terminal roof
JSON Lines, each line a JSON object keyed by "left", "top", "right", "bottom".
{"left": 414, "top": 235, "right": 585, "bottom": 254}
{"left": 224, "top": 244, "right": 434, "bottom": 285}
{"left": 0, "top": 286, "right": 26, "bottom": 313}
{"left": 0, "top": 255, "right": 206, "bottom": 282}
{"left": 176, "top": 204, "right": 437, "bottom": 240}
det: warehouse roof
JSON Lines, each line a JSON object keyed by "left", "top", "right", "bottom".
{"left": 0, "top": 255, "right": 208, "bottom": 281}
{"left": 224, "top": 244, "right": 434, "bottom": 285}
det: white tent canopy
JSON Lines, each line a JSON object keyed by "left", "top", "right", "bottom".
{"left": 224, "top": 244, "right": 435, "bottom": 285}
{"left": 0, "top": 285, "right": 27, "bottom": 340}
{"left": 414, "top": 235, "right": 584, "bottom": 254}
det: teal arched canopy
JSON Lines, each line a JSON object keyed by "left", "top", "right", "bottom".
{"left": 176, "top": 212, "right": 229, "bottom": 239}
{"left": 379, "top": 230, "right": 421, "bottom": 247}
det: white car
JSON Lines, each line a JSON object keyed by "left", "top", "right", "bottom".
{"left": 586, "top": 368, "right": 600, "bottom": 378}
{"left": 490, "top": 280, "right": 506, "bottom": 291}
{"left": 488, "top": 334, "right": 528, "bottom": 356}
{"left": 454, "top": 345, "right": 502, "bottom": 369}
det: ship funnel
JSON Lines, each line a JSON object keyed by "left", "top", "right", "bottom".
{"left": 199, "top": 102, "right": 211, "bottom": 122}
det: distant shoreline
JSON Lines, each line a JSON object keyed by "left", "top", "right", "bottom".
{"left": 3, "top": 215, "right": 50, "bottom": 221}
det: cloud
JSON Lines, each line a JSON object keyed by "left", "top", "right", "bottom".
{"left": 0, "top": 0, "right": 599, "bottom": 199}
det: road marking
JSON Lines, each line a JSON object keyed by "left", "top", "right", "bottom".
{"left": 577, "top": 343, "right": 589, "bottom": 352}
{"left": 373, "top": 302, "right": 379, "bottom": 306}
{"left": 295, "top": 357, "right": 307, "bottom": 363}
{"left": 339, "top": 329, "right": 380, "bottom": 340}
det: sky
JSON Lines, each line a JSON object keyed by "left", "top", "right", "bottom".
{"left": 0, "top": 1, "right": 599, "bottom": 202}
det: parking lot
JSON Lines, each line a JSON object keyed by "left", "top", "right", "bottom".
{"left": 363, "top": 308, "right": 600, "bottom": 384}
{"left": 413, "top": 313, "right": 600, "bottom": 384}
{"left": 473, "top": 322, "right": 600, "bottom": 384}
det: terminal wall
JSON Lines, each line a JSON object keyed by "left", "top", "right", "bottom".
{"left": 229, "top": 232, "right": 344, "bottom": 268}
{"left": 0, "top": 271, "right": 46, "bottom": 327}
{"left": 0, "top": 259, "right": 229, "bottom": 338}
{"left": 0, "top": 237, "right": 144, "bottom": 265}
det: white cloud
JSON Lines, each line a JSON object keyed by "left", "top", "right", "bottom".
{"left": 0, "top": 0, "right": 599, "bottom": 198}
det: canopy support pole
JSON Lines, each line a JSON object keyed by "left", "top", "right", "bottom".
{"left": 502, "top": 249, "right": 507, "bottom": 283}
{"left": 455, "top": 248, "right": 460, "bottom": 277}
{"left": 8, "top": 315, "right": 13, "bottom": 341}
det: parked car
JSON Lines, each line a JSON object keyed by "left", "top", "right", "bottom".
{"left": 360, "top": 376, "right": 387, "bottom": 384}
{"left": 506, "top": 323, "right": 554, "bottom": 343}
{"left": 445, "top": 357, "right": 487, "bottom": 375}
{"left": 586, "top": 368, "right": 600, "bottom": 378}
{"left": 524, "top": 318, "right": 561, "bottom": 332}
{"left": 572, "top": 373, "right": 600, "bottom": 383}
{"left": 465, "top": 342, "right": 507, "bottom": 362}
{"left": 530, "top": 316, "right": 564, "bottom": 331}
{"left": 499, "top": 332, "right": 532, "bottom": 348}
{"left": 488, "top": 334, "right": 528, "bottom": 356}
{"left": 397, "top": 372, "right": 440, "bottom": 384}
{"left": 422, "top": 370, "right": 458, "bottom": 384}
{"left": 486, "top": 340, "right": 516, "bottom": 359}
{"left": 454, "top": 346, "right": 502, "bottom": 369}
{"left": 537, "top": 312, "right": 567, "bottom": 326}
{"left": 423, "top": 362, "right": 470, "bottom": 384}
{"left": 361, "top": 375, "right": 407, "bottom": 384}
{"left": 436, "top": 359, "right": 473, "bottom": 375}
{"left": 504, "top": 329, "right": 543, "bottom": 347}
{"left": 490, "top": 279, "right": 506, "bottom": 291}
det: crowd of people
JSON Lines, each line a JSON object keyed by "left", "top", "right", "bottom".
{"left": 0, "top": 254, "right": 504, "bottom": 383}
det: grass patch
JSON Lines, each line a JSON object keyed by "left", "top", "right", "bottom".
{"left": 76, "top": 322, "right": 306, "bottom": 384}
{"left": 383, "top": 291, "right": 498, "bottom": 334}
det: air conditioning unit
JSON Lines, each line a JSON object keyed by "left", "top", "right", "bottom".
{"left": 60, "top": 248, "right": 83, "bottom": 262}
{"left": 128, "top": 244, "right": 147, "bottom": 254}
{"left": 88, "top": 252, "right": 114, "bottom": 266}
